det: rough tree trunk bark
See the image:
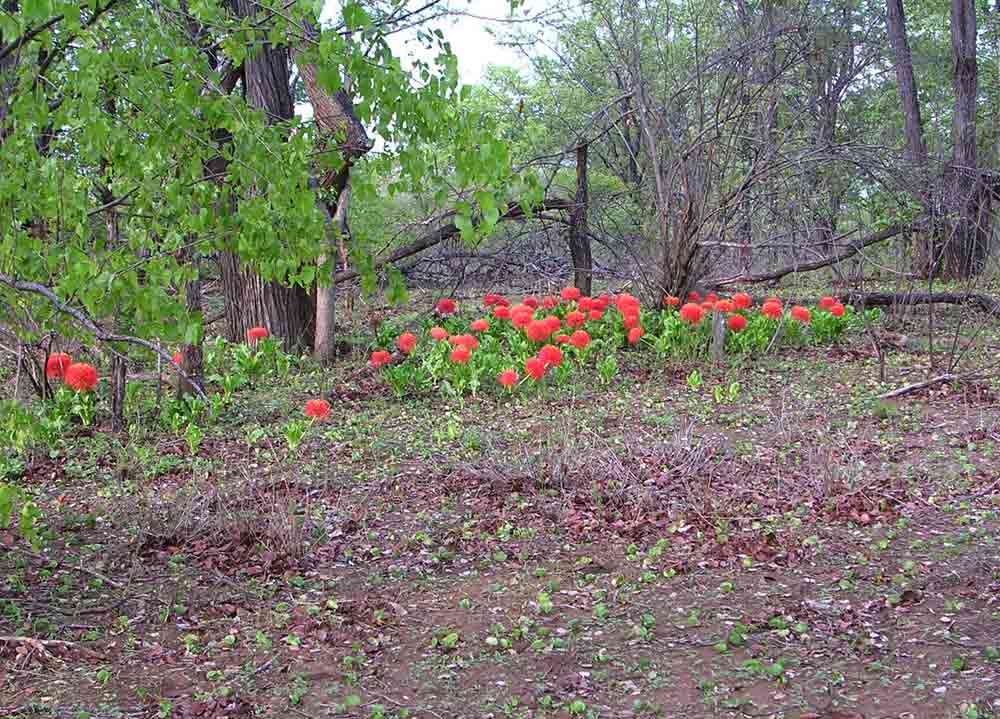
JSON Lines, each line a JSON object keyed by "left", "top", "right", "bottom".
{"left": 568, "top": 144, "right": 592, "bottom": 295}
{"left": 220, "top": 0, "right": 315, "bottom": 350}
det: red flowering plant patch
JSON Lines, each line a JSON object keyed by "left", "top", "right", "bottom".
{"left": 365, "top": 288, "right": 862, "bottom": 396}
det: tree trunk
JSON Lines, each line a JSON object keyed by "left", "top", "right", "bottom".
{"left": 220, "top": 0, "right": 314, "bottom": 350}
{"left": 177, "top": 252, "right": 204, "bottom": 397}
{"left": 314, "top": 183, "right": 350, "bottom": 364}
{"left": 944, "top": 0, "right": 989, "bottom": 278}
{"left": 568, "top": 143, "right": 592, "bottom": 295}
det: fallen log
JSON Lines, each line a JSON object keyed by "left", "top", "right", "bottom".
{"left": 842, "top": 291, "right": 1000, "bottom": 315}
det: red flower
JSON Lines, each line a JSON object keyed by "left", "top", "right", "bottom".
{"left": 588, "top": 309, "right": 604, "bottom": 321}
{"left": 687, "top": 291, "right": 701, "bottom": 303}
{"left": 732, "top": 292, "right": 752, "bottom": 310}
{"left": 627, "top": 327, "right": 644, "bottom": 345}
{"left": 498, "top": 369, "right": 518, "bottom": 388}
{"left": 525, "top": 356, "right": 546, "bottom": 381}
{"left": 569, "top": 330, "right": 590, "bottom": 349}
{"left": 436, "top": 298, "right": 457, "bottom": 316}
{"left": 679, "top": 303, "right": 704, "bottom": 324}
{"left": 790, "top": 305, "right": 812, "bottom": 323}
{"left": 470, "top": 318, "right": 490, "bottom": 333}
{"left": 526, "top": 319, "right": 552, "bottom": 343}
{"left": 542, "top": 295, "right": 559, "bottom": 310}
{"left": 246, "top": 326, "right": 269, "bottom": 343}
{"left": 172, "top": 351, "right": 183, "bottom": 366}
{"left": 522, "top": 296, "right": 540, "bottom": 309}
{"left": 544, "top": 315, "right": 561, "bottom": 333}
{"left": 565, "top": 310, "right": 586, "bottom": 328}
{"left": 701, "top": 301, "right": 715, "bottom": 312}
{"left": 714, "top": 299, "right": 734, "bottom": 313}
{"left": 304, "top": 399, "right": 331, "bottom": 420}
{"left": 493, "top": 305, "right": 512, "bottom": 320}
{"left": 705, "top": 292, "right": 718, "bottom": 304}
{"left": 450, "top": 346, "right": 471, "bottom": 363}
{"left": 511, "top": 305, "right": 534, "bottom": 328}
{"left": 538, "top": 344, "right": 563, "bottom": 368}
{"left": 430, "top": 326, "right": 449, "bottom": 341}
{"left": 578, "top": 297, "right": 593, "bottom": 312}
{"left": 46, "top": 352, "right": 72, "bottom": 380}
{"left": 765, "top": 296, "right": 782, "bottom": 307}
{"left": 819, "top": 296, "right": 837, "bottom": 310}
{"left": 623, "top": 312, "right": 639, "bottom": 329}
{"left": 560, "top": 286, "right": 581, "bottom": 302}
{"left": 830, "top": 303, "right": 845, "bottom": 317}
{"left": 555, "top": 334, "right": 571, "bottom": 344}
{"left": 595, "top": 295, "right": 611, "bottom": 310}
{"left": 615, "top": 293, "right": 640, "bottom": 315}
{"left": 64, "top": 362, "right": 98, "bottom": 392}
{"left": 761, "top": 301, "right": 783, "bottom": 320}
{"left": 663, "top": 295, "right": 680, "bottom": 307}
{"left": 397, "top": 332, "right": 417, "bottom": 354}
{"left": 484, "top": 293, "right": 506, "bottom": 307}
{"left": 727, "top": 314, "right": 747, "bottom": 332}
{"left": 369, "top": 350, "right": 391, "bottom": 368}
{"left": 450, "top": 334, "right": 478, "bottom": 349}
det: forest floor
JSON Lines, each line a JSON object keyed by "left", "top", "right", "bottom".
{"left": 2, "top": 297, "right": 1000, "bottom": 719}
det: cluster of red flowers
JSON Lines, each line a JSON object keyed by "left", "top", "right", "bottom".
{"left": 45, "top": 352, "right": 98, "bottom": 392}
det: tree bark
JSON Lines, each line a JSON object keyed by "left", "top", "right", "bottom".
{"left": 220, "top": 0, "right": 314, "bottom": 351}
{"left": 176, "top": 252, "right": 203, "bottom": 398}
{"left": 568, "top": 144, "right": 592, "bottom": 295}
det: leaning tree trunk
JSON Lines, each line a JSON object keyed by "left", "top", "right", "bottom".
{"left": 220, "top": 0, "right": 315, "bottom": 350}
{"left": 568, "top": 143, "right": 592, "bottom": 296}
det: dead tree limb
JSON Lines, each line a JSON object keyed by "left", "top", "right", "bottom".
{"left": 333, "top": 198, "right": 575, "bottom": 285}
{"left": 844, "top": 291, "right": 1000, "bottom": 315}
{"left": 710, "top": 224, "right": 904, "bottom": 287}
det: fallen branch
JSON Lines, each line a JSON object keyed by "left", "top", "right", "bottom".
{"left": 0, "top": 273, "right": 206, "bottom": 398}
{"left": 334, "top": 198, "right": 574, "bottom": 284}
{"left": 843, "top": 291, "right": 1000, "bottom": 315}
{"left": 877, "top": 373, "right": 959, "bottom": 400}
{"left": 710, "top": 224, "right": 904, "bottom": 287}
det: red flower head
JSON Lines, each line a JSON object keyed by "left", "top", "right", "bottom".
{"left": 171, "top": 352, "right": 183, "bottom": 366}
{"left": 687, "top": 290, "right": 702, "bottom": 303}
{"left": 679, "top": 303, "right": 704, "bottom": 324}
{"left": 701, "top": 301, "right": 716, "bottom": 312}
{"left": 525, "top": 356, "right": 546, "bottom": 381}
{"left": 727, "top": 314, "right": 747, "bottom": 332}
{"left": 46, "top": 352, "right": 72, "bottom": 380}
{"left": 790, "top": 305, "right": 812, "bottom": 323}
{"left": 623, "top": 312, "right": 640, "bottom": 330}
{"left": 493, "top": 305, "right": 512, "bottom": 320}
{"left": 430, "top": 326, "right": 449, "bottom": 341}
{"left": 526, "top": 319, "right": 552, "bottom": 343}
{"left": 627, "top": 327, "right": 644, "bottom": 345}
{"left": 570, "top": 330, "right": 590, "bottom": 349}
{"left": 246, "top": 326, "right": 269, "bottom": 343}
{"left": 544, "top": 315, "right": 561, "bottom": 334}
{"left": 498, "top": 369, "right": 518, "bottom": 388}
{"left": 615, "top": 293, "right": 640, "bottom": 315}
{"left": 436, "top": 298, "right": 457, "bottom": 316}
{"left": 542, "top": 295, "right": 559, "bottom": 310}
{"left": 765, "top": 296, "right": 782, "bottom": 307}
{"left": 522, "top": 296, "right": 540, "bottom": 309}
{"left": 538, "top": 344, "right": 563, "bottom": 368}
{"left": 565, "top": 310, "right": 586, "bottom": 328}
{"left": 830, "top": 303, "right": 845, "bottom": 317}
{"left": 450, "top": 334, "right": 478, "bottom": 349}
{"left": 588, "top": 309, "right": 604, "bottom": 321}
{"left": 761, "top": 301, "right": 783, "bottom": 320}
{"left": 484, "top": 293, "right": 506, "bottom": 307}
{"left": 304, "top": 399, "right": 331, "bottom": 420}
{"left": 595, "top": 294, "right": 611, "bottom": 309}
{"left": 369, "top": 350, "right": 391, "bottom": 368}
{"left": 714, "top": 299, "right": 734, "bottom": 313}
{"left": 397, "top": 332, "right": 417, "bottom": 354}
{"left": 450, "top": 346, "right": 471, "bottom": 363}
{"left": 555, "top": 334, "right": 571, "bottom": 344}
{"left": 64, "top": 362, "right": 98, "bottom": 392}
{"left": 578, "top": 296, "right": 593, "bottom": 312}
{"left": 705, "top": 292, "right": 718, "bottom": 304}
{"left": 663, "top": 295, "right": 680, "bottom": 307}
{"left": 560, "top": 286, "right": 581, "bottom": 302}
{"left": 732, "top": 292, "right": 752, "bottom": 310}
{"left": 470, "top": 318, "right": 490, "bottom": 333}
{"left": 511, "top": 305, "right": 534, "bottom": 328}
{"left": 819, "top": 296, "right": 836, "bottom": 310}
